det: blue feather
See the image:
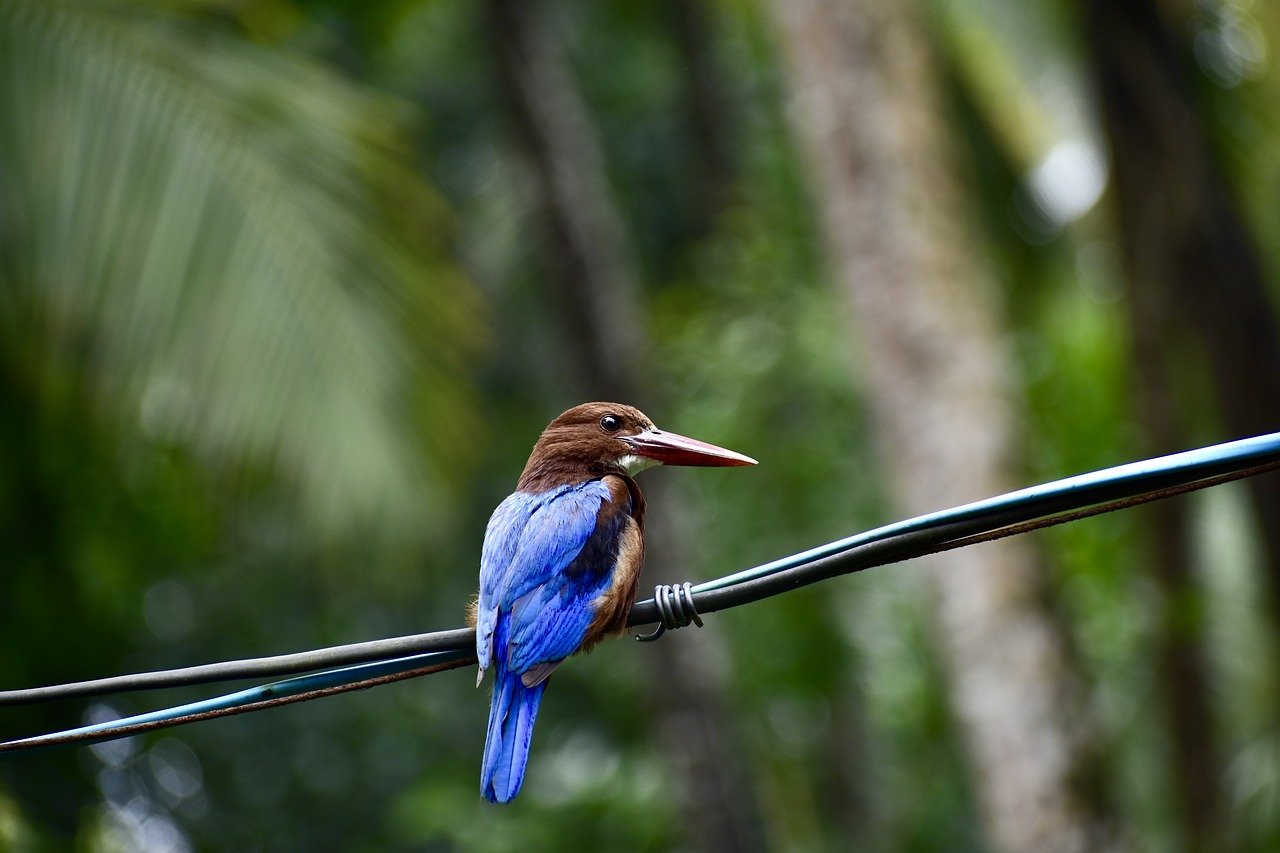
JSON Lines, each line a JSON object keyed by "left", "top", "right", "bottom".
{"left": 481, "top": 614, "right": 545, "bottom": 803}
{"left": 476, "top": 479, "right": 633, "bottom": 802}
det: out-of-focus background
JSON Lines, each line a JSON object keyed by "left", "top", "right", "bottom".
{"left": 2, "top": 0, "right": 1279, "bottom": 849}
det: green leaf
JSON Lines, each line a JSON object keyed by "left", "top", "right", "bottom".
{"left": 0, "top": 0, "right": 484, "bottom": 539}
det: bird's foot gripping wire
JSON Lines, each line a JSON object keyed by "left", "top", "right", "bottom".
{"left": 635, "top": 582, "right": 704, "bottom": 642}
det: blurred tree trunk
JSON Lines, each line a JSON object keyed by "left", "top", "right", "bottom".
{"left": 771, "top": 0, "right": 1119, "bottom": 850}
{"left": 662, "top": 0, "right": 735, "bottom": 239}
{"left": 1081, "top": 0, "right": 1280, "bottom": 626}
{"left": 484, "top": 1, "right": 765, "bottom": 849}
{"left": 1081, "top": 0, "right": 1280, "bottom": 842}
{"left": 1127, "top": 281, "right": 1221, "bottom": 845}
{"left": 483, "top": 0, "right": 642, "bottom": 401}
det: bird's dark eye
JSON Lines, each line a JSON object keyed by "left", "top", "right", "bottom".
{"left": 600, "top": 414, "right": 621, "bottom": 433}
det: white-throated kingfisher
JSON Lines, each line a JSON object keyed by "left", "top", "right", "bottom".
{"left": 471, "top": 402, "right": 756, "bottom": 803}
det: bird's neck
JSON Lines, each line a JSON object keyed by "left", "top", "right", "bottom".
{"left": 516, "top": 455, "right": 612, "bottom": 493}
{"left": 516, "top": 455, "right": 648, "bottom": 532}
{"left": 516, "top": 429, "right": 618, "bottom": 492}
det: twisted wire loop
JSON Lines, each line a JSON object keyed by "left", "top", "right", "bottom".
{"left": 635, "top": 582, "right": 704, "bottom": 642}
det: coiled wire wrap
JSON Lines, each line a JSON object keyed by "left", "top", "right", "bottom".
{"left": 635, "top": 582, "right": 704, "bottom": 642}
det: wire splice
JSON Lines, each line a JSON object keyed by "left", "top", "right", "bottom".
{"left": 635, "top": 582, "right": 704, "bottom": 642}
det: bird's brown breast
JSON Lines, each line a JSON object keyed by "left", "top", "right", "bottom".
{"left": 579, "top": 475, "right": 646, "bottom": 650}
{"left": 583, "top": 516, "right": 645, "bottom": 646}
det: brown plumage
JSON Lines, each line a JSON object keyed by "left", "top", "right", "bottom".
{"left": 515, "top": 403, "right": 656, "bottom": 492}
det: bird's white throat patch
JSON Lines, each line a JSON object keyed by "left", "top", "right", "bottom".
{"left": 617, "top": 454, "right": 662, "bottom": 476}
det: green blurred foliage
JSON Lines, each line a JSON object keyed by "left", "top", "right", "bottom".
{"left": 1, "top": 0, "right": 1279, "bottom": 850}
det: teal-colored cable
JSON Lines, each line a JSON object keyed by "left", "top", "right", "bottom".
{"left": 0, "top": 648, "right": 473, "bottom": 752}
{"left": 691, "top": 429, "right": 1280, "bottom": 596}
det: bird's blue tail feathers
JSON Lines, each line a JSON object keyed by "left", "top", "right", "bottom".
{"left": 481, "top": 618, "right": 546, "bottom": 803}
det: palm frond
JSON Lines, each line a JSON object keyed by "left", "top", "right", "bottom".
{"left": 0, "top": 0, "right": 484, "bottom": 538}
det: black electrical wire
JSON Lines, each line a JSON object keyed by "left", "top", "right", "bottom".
{"left": 0, "top": 628, "right": 474, "bottom": 707}
{"left": 670, "top": 459, "right": 1280, "bottom": 623}
{"left": 3, "top": 430, "right": 1280, "bottom": 749}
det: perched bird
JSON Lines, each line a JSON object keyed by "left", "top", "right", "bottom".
{"left": 472, "top": 402, "right": 756, "bottom": 803}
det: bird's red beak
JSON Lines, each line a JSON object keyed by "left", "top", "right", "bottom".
{"left": 625, "top": 428, "right": 757, "bottom": 467}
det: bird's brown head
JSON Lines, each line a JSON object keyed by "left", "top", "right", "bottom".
{"left": 517, "top": 402, "right": 756, "bottom": 491}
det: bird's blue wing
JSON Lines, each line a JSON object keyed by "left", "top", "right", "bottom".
{"left": 476, "top": 480, "right": 621, "bottom": 671}
{"left": 476, "top": 479, "right": 632, "bottom": 676}
{"left": 506, "top": 488, "right": 632, "bottom": 675}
